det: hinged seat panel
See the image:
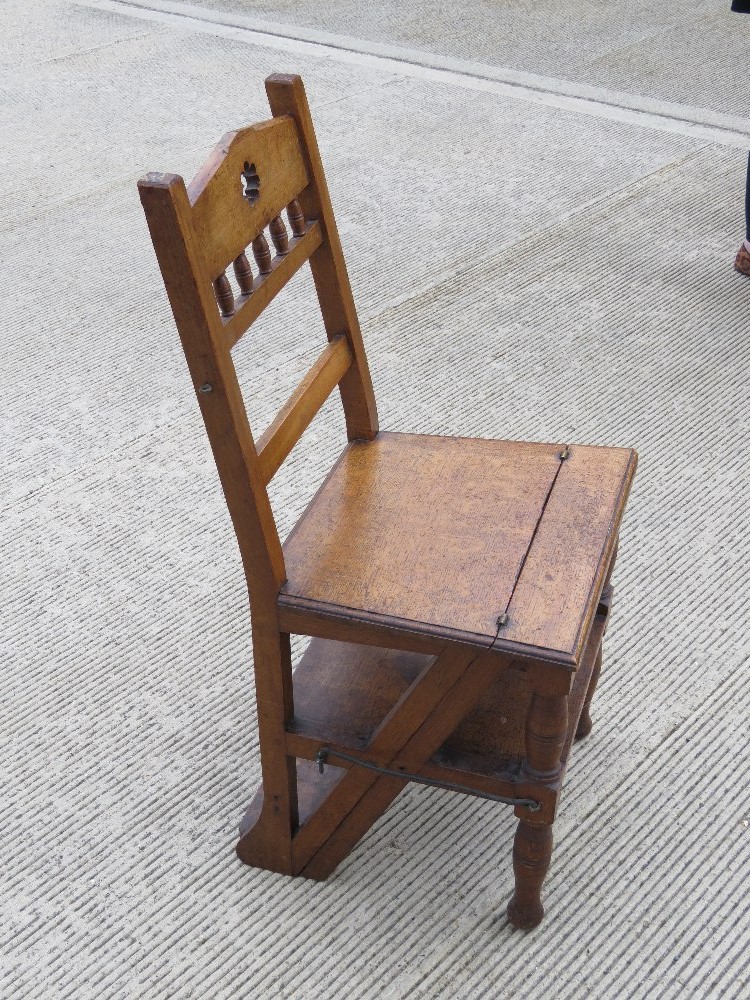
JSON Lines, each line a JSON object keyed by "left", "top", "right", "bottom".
{"left": 503, "top": 443, "right": 636, "bottom": 662}
{"left": 280, "top": 431, "right": 635, "bottom": 662}
{"left": 281, "top": 431, "right": 562, "bottom": 647}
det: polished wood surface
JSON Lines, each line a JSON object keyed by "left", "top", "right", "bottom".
{"left": 222, "top": 221, "right": 322, "bottom": 349}
{"left": 187, "top": 116, "right": 308, "bottom": 280}
{"left": 139, "top": 73, "right": 637, "bottom": 929}
{"left": 252, "top": 231, "right": 273, "bottom": 275}
{"left": 285, "top": 604, "right": 605, "bottom": 821}
{"left": 502, "top": 443, "right": 636, "bottom": 661}
{"left": 256, "top": 335, "right": 352, "bottom": 485}
{"left": 232, "top": 251, "right": 254, "bottom": 295}
{"left": 282, "top": 431, "right": 635, "bottom": 661}
{"left": 266, "top": 74, "right": 378, "bottom": 442}
{"left": 269, "top": 214, "right": 290, "bottom": 255}
{"left": 283, "top": 432, "right": 560, "bottom": 644}
{"left": 287, "top": 197, "right": 306, "bottom": 237}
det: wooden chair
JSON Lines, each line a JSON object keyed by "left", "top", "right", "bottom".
{"left": 138, "top": 74, "right": 637, "bottom": 929}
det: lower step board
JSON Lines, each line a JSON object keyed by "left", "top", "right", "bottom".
{"left": 240, "top": 612, "right": 604, "bottom": 836}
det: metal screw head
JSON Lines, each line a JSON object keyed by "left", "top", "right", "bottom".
{"left": 199, "top": 383, "right": 213, "bottom": 394}
{"left": 497, "top": 613, "right": 509, "bottom": 628}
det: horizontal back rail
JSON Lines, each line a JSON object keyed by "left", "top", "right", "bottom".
{"left": 222, "top": 220, "right": 322, "bottom": 349}
{"left": 188, "top": 116, "right": 308, "bottom": 281}
{"left": 257, "top": 334, "right": 352, "bottom": 484}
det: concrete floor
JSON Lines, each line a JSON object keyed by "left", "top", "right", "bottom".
{"left": 133, "top": 0, "right": 750, "bottom": 119}
{"left": 2, "top": 1, "right": 749, "bottom": 997}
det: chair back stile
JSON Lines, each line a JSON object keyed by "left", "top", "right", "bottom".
{"left": 137, "top": 74, "right": 379, "bottom": 610}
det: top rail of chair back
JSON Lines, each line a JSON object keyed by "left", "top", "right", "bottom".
{"left": 186, "top": 116, "right": 308, "bottom": 281}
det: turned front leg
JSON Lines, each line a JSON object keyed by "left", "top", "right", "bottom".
{"left": 507, "top": 822, "right": 553, "bottom": 930}
{"left": 507, "top": 690, "right": 568, "bottom": 930}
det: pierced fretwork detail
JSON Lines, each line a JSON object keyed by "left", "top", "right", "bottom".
{"left": 252, "top": 232, "right": 272, "bottom": 275}
{"left": 241, "top": 161, "right": 260, "bottom": 204}
{"left": 213, "top": 272, "right": 235, "bottom": 317}
{"left": 269, "top": 215, "right": 290, "bottom": 256}
{"left": 287, "top": 198, "right": 306, "bottom": 238}
{"left": 233, "top": 252, "right": 254, "bottom": 295}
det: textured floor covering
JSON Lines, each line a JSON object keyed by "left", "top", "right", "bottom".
{"left": 2, "top": 2, "right": 750, "bottom": 998}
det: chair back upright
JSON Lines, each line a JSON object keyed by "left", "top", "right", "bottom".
{"left": 138, "top": 74, "right": 378, "bottom": 608}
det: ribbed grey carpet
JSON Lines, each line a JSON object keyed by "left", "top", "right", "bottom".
{"left": 2, "top": 3, "right": 749, "bottom": 997}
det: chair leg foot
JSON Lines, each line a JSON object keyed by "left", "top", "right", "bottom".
{"left": 506, "top": 820, "right": 553, "bottom": 930}
{"left": 236, "top": 795, "right": 295, "bottom": 876}
{"left": 575, "top": 645, "right": 602, "bottom": 741}
{"left": 575, "top": 711, "right": 593, "bottom": 740}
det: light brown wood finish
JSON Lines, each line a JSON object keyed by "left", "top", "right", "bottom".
{"left": 222, "top": 221, "right": 322, "bottom": 349}
{"left": 269, "top": 214, "right": 290, "bottom": 255}
{"left": 139, "top": 77, "right": 385, "bottom": 878}
{"left": 277, "top": 602, "right": 448, "bottom": 655}
{"left": 283, "top": 606, "right": 606, "bottom": 831}
{"left": 300, "top": 645, "right": 513, "bottom": 880}
{"left": 282, "top": 433, "right": 561, "bottom": 643}
{"left": 188, "top": 116, "right": 308, "bottom": 280}
{"left": 252, "top": 232, "right": 273, "bottom": 275}
{"left": 213, "top": 272, "right": 235, "bottom": 316}
{"left": 287, "top": 643, "right": 479, "bottom": 872}
{"left": 257, "top": 335, "right": 352, "bottom": 485}
{"left": 287, "top": 198, "right": 306, "bottom": 237}
{"left": 281, "top": 432, "right": 635, "bottom": 662}
{"left": 502, "top": 444, "right": 636, "bottom": 661}
{"left": 138, "top": 172, "right": 297, "bottom": 872}
{"left": 138, "top": 74, "right": 637, "bottom": 929}
{"left": 266, "top": 74, "right": 378, "bottom": 441}
{"left": 232, "top": 251, "right": 254, "bottom": 295}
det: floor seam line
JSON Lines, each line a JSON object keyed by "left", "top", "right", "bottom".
{"left": 75, "top": 0, "right": 750, "bottom": 147}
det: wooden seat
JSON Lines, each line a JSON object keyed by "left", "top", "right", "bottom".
{"left": 138, "top": 73, "right": 637, "bottom": 930}
{"left": 281, "top": 431, "right": 632, "bottom": 659}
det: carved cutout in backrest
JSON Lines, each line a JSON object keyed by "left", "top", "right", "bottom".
{"left": 187, "top": 116, "right": 309, "bottom": 281}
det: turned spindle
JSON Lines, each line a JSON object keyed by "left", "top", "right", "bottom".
{"left": 269, "top": 215, "right": 289, "bottom": 255}
{"left": 233, "top": 252, "right": 254, "bottom": 296}
{"left": 252, "top": 232, "right": 272, "bottom": 275}
{"left": 522, "top": 692, "right": 569, "bottom": 782}
{"left": 213, "top": 272, "right": 235, "bottom": 317}
{"left": 286, "top": 198, "right": 306, "bottom": 238}
{"left": 506, "top": 822, "right": 553, "bottom": 930}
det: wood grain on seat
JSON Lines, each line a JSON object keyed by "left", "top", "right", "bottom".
{"left": 280, "top": 431, "right": 636, "bottom": 663}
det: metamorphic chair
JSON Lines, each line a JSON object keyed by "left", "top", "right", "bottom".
{"left": 138, "top": 74, "right": 637, "bottom": 930}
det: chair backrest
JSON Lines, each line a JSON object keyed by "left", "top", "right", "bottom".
{"left": 138, "top": 74, "right": 378, "bottom": 610}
